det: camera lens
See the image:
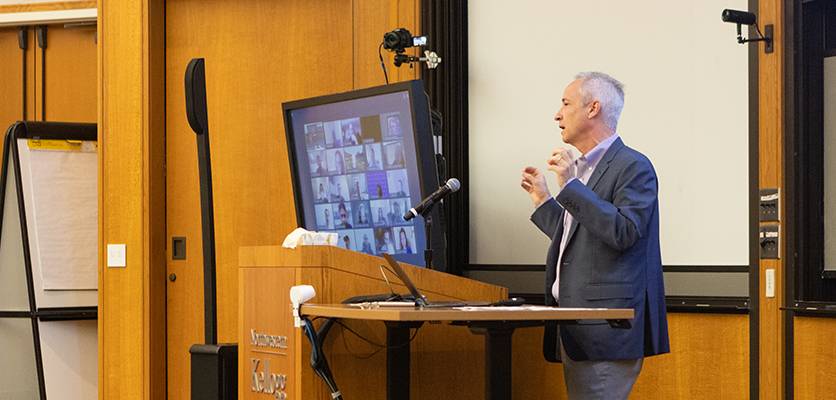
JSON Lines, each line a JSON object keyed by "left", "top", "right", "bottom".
{"left": 383, "top": 32, "right": 402, "bottom": 48}
{"left": 383, "top": 28, "right": 412, "bottom": 51}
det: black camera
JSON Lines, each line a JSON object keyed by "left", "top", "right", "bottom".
{"left": 383, "top": 28, "right": 427, "bottom": 53}
{"left": 720, "top": 8, "right": 771, "bottom": 53}
{"left": 721, "top": 9, "right": 757, "bottom": 26}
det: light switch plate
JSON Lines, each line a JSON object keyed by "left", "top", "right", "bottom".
{"left": 759, "top": 225, "right": 780, "bottom": 259}
{"left": 759, "top": 188, "right": 779, "bottom": 222}
{"left": 107, "top": 244, "right": 126, "bottom": 267}
{"left": 766, "top": 269, "right": 775, "bottom": 298}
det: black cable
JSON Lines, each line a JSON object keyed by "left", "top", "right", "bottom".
{"left": 303, "top": 316, "right": 343, "bottom": 400}
{"left": 379, "top": 264, "right": 398, "bottom": 281}
{"left": 41, "top": 45, "right": 45, "bottom": 121}
{"left": 754, "top": 23, "right": 765, "bottom": 40}
{"left": 301, "top": 313, "right": 422, "bottom": 399}
{"left": 336, "top": 319, "right": 419, "bottom": 360}
{"left": 20, "top": 28, "right": 26, "bottom": 121}
{"left": 37, "top": 26, "right": 46, "bottom": 122}
{"left": 308, "top": 314, "right": 420, "bottom": 351}
{"left": 378, "top": 42, "right": 389, "bottom": 84}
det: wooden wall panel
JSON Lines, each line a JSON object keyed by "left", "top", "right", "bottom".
{"left": 511, "top": 313, "right": 749, "bottom": 399}
{"left": 353, "top": 0, "right": 420, "bottom": 90}
{"left": 43, "top": 24, "right": 97, "bottom": 122}
{"left": 758, "top": 0, "right": 785, "bottom": 399}
{"left": 98, "top": 0, "right": 166, "bottom": 399}
{"left": 164, "top": 1, "right": 424, "bottom": 398}
{"left": 0, "top": 26, "right": 34, "bottom": 135}
{"left": 632, "top": 313, "right": 749, "bottom": 399}
{"left": 1, "top": 23, "right": 98, "bottom": 124}
{"left": 164, "top": 1, "right": 353, "bottom": 398}
{"left": 0, "top": 27, "right": 24, "bottom": 131}
{"left": 353, "top": 0, "right": 389, "bottom": 89}
{"left": 793, "top": 317, "right": 836, "bottom": 399}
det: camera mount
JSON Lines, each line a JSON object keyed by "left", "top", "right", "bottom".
{"left": 721, "top": 9, "right": 773, "bottom": 54}
{"left": 393, "top": 50, "right": 442, "bottom": 69}
{"left": 382, "top": 28, "right": 442, "bottom": 69}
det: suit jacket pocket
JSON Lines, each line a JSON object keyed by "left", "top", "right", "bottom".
{"left": 585, "top": 283, "right": 633, "bottom": 300}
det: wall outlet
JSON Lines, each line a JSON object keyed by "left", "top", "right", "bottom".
{"left": 107, "top": 244, "right": 126, "bottom": 267}
{"left": 766, "top": 269, "right": 775, "bottom": 298}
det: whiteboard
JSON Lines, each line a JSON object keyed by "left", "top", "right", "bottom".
{"left": 468, "top": 0, "right": 749, "bottom": 267}
{"left": 16, "top": 139, "right": 98, "bottom": 309}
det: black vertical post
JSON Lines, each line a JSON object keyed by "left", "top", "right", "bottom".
{"left": 423, "top": 213, "right": 433, "bottom": 270}
{"left": 18, "top": 27, "right": 28, "bottom": 121}
{"left": 37, "top": 26, "right": 46, "bottom": 122}
{"left": 185, "top": 58, "right": 218, "bottom": 346}
{"left": 469, "top": 324, "right": 514, "bottom": 400}
{"left": 186, "top": 59, "right": 237, "bottom": 400}
{"left": 386, "top": 324, "right": 411, "bottom": 400}
{"left": 384, "top": 321, "right": 422, "bottom": 400}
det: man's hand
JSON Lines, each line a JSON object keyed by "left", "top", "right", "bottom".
{"left": 521, "top": 166, "right": 551, "bottom": 205}
{"left": 547, "top": 147, "right": 576, "bottom": 188}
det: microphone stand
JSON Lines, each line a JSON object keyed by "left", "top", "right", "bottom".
{"left": 422, "top": 201, "right": 435, "bottom": 270}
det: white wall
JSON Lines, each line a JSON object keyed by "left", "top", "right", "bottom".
{"left": 468, "top": 0, "right": 750, "bottom": 267}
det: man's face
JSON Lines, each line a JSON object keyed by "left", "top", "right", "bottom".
{"left": 340, "top": 207, "right": 347, "bottom": 223}
{"left": 325, "top": 209, "right": 330, "bottom": 224}
{"left": 554, "top": 79, "right": 589, "bottom": 146}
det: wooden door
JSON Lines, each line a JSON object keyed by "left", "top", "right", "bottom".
{"left": 164, "top": 1, "right": 421, "bottom": 398}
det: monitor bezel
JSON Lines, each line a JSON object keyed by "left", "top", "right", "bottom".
{"left": 282, "top": 79, "right": 442, "bottom": 269}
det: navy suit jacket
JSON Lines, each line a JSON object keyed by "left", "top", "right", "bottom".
{"left": 531, "top": 137, "right": 670, "bottom": 362}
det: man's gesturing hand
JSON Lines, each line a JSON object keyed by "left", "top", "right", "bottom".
{"left": 521, "top": 166, "right": 551, "bottom": 205}
{"left": 548, "top": 147, "right": 576, "bottom": 189}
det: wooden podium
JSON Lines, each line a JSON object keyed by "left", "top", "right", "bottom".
{"left": 238, "top": 245, "right": 508, "bottom": 400}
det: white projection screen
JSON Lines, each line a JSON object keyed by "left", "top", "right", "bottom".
{"left": 467, "top": 0, "right": 749, "bottom": 292}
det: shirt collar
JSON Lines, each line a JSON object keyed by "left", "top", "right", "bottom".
{"left": 578, "top": 134, "right": 619, "bottom": 170}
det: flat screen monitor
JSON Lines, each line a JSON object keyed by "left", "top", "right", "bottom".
{"left": 283, "top": 80, "right": 444, "bottom": 269}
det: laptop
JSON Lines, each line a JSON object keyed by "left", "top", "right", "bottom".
{"left": 381, "top": 253, "right": 490, "bottom": 308}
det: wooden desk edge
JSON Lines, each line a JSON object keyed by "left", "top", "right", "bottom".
{"left": 300, "top": 304, "right": 634, "bottom": 322}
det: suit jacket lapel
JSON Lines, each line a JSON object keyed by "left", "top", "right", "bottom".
{"left": 563, "top": 138, "right": 625, "bottom": 246}
{"left": 585, "top": 137, "right": 623, "bottom": 191}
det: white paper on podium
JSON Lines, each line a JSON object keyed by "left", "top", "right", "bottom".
{"left": 282, "top": 227, "right": 338, "bottom": 249}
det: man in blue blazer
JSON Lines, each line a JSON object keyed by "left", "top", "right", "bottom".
{"left": 521, "top": 72, "right": 669, "bottom": 399}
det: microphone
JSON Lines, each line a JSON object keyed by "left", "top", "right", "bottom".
{"left": 404, "top": 178, "right": 460, "bottom": 221}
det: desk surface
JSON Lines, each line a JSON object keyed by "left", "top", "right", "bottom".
{"left": 300, "top": 304, "right": 634, "bottom": 322}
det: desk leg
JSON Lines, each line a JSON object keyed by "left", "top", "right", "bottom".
{"left": 469, "top": 324, "right": 515, "bottom": 400}
{"left": 384, "top": 321, "right": 423, "bottom": 400}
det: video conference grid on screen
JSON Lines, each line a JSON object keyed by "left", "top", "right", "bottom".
{"left": 302, "top": 110, "right": 418, "bottom": 257}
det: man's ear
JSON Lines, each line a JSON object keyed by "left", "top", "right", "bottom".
{"left": 587, "top": 100, "right": 601, "bottom": 119}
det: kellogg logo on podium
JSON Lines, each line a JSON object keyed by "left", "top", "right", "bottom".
{"left": 250, "top": 329, "right": 289, "bottom": 399}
